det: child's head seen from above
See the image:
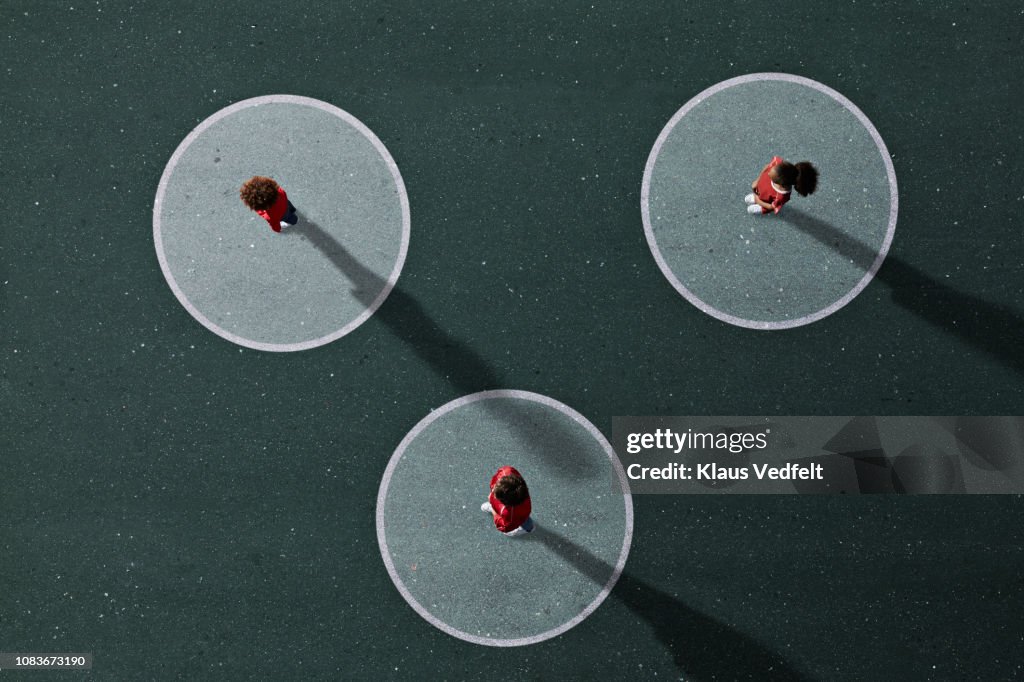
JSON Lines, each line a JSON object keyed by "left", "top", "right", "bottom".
{"left": 240, "top": 176, "right": 280, "bottom": 211}
{"left": 492, "top": 473, "right": 529, "bottom": 506}
{"left": 770, "top": 161, "right": 819, "bottom": 197}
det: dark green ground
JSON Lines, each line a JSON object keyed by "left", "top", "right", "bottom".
{"left": 2, "top": 2, "right": 1022, "bottom": 679}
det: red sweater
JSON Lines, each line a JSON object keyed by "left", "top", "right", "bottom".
{"left": 487, "top": 466, "right": 532, "bottom": 533}
{"left": 257, "top": 186, "right": 289, "bottom": 232}
{"left": 753, "top": 156, "right": 791, "bottom": 214}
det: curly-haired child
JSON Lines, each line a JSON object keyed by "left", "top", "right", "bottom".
{"left": 480, "top": 466, "right": 535, "bottom": 536}
{"left": 239, "top": 176, "right": 299, "bottom": 232}
{"left": 744, "top": 157, "right": 818, "bottom": 215}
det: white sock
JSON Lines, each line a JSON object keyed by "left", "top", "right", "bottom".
{"left": 747, "top": 204, "right": 763, "bottom": 215}
{"left": 744, "top": 193, "right": 755, "bottom": 205}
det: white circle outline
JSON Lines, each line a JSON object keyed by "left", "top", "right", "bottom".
{"left": 641, "top": 73, "right": 899, "bottom": 330}
{"left": 153, "top": 94, "right": 411, "bottom": 352}
{"left": 376, "top": 390, "right": 634, "bottom": 647}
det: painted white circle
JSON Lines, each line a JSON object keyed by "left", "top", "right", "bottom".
{"left": 642, "top": 73, "right": 898, "bottom": 329}
{"left": 154, "top": 95, "right": 410, "bottom": 351}
{"left": 376, "top": 390, "right": 634, "bottom": 646}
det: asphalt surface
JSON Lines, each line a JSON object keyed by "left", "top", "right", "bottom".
{"left": 378, "top": 392, "right": 629, "bottom": 645}
{"left": 2, "top": 1, "right": 1022, "bottom": 679}
{"left": 156, "top": 96, "right": 407, "bottom": 349}
{"left": 645, "top": 75, "right": 893, "bottom": 326}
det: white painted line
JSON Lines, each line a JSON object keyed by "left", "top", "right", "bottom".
{"left": 153, "top": 94, "right": 410, "bottom": 351}
{"left": 376, "top": 389, "right": 634, "bottom": 647}
{"left": 641, "top": 73, "right": 899, "bottom": 330}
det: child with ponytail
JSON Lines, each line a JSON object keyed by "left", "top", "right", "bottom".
{"left": 744, "top": 157, "right": 818, "bottom": 215}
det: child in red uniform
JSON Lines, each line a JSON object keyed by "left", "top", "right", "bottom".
{"left": 480, "top": 466, "right": 535, "bottom": 536}
{"left": 239, "top": 176, "right": 299, "bottom": 232}
{"left": 744, "top": 157, "right": 818, "bottom": 215}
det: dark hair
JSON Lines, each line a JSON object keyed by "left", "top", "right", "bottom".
{"left": 240, "top": 176, "right": 279, "bottom": 211}
{"left": 773, "top": 161, "right": 818, "bottom": 197}
{"left": 493, "top": 474, "right": 529, "bottom": 506}
{"left": 774, "top": 162, "right": 798, "bottom": 187}
{"left": 793, "top": 161, "right": 818, "bottom": 197}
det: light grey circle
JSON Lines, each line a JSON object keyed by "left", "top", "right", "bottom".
{"left": 642, "top": 73, "right": 898, "bottom": 329}
{"left": 154, "top": 95, "right": 410, "bottom": 351}
{"left": 376, "top": 390, "right": 634, "bottom": 646}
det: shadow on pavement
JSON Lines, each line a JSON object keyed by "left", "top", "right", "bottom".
{"left": 535, "top": 526, "right": 812, "bottom": 681}
{"left": 782, "top": 208, "right": 1024, "bottom": 377}
{"left": 285, "top": 214, "right": 600, "bottom": 480}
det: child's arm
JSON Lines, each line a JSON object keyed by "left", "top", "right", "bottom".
{"left": 754, "top": 196, "right": 774, "bottom": 211}
{"left": 259, "top": 213, "right": 282, "bottom": 232}
{"left": 757, "top": 159, "right": 770, "bottom": 188}
{"left": 489, "top": 501, "right": 508, "bottom": 530}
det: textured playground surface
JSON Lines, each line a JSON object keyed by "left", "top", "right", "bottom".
{"left": 3, "top": 2, "right": 1023, "bottom": 680}
{"left": 377, "top": 392, "right": 631, "bottom": 645}
{"left": 155, "top": 96, "right": 408, "bottom": 350}
{"left": 644, "top": 74, "right": 895, "bottom": 327}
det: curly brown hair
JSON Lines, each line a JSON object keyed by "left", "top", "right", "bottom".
{"left": 239, "top": 176, "right": 280, "bottom": 211}
{"left": 493, "top": 474, "right": 529, "bottom": 506}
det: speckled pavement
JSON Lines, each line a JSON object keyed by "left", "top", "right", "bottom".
{"left": 2, "top": 2, "right": 1023, "bottom": 680}
{"left": 154, "top": 96, "right": 408, "bottom": 350}
{"left": 644, "top": 75, "right": 895, "bottom": 328}
{"left": 377, "top": 392, "right": 630, "bottom": 644}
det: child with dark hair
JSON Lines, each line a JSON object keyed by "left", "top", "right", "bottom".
{"left": 240, "top": 176, "right": 299, "bottom": 232}
{"left": 744, "top": 157, "right": 818, "bottom": 215}
{"left": 480, "top": 465, "right": 535, "bottom": 536}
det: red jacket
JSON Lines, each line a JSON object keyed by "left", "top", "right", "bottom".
{"left": 753, "top": 156, "right": 791, "bottom": 214}
{"left": 488, "top": 466, "right": 532, "bottom": 533}
{"left": 257, "top": 186, "right": 289, "bottom": 232}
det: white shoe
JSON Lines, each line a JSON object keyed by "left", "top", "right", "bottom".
{"left": 481, "top": 502, "right": 492, "bottom": 513}
{"left": 280, "top": 221, "right": 295, "bottom": 228}
{"left": 747, "top": 204, "right": 763, "bottom": 215}
{"left": 744, "top": 193, "right": 755, "bottom": 205}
